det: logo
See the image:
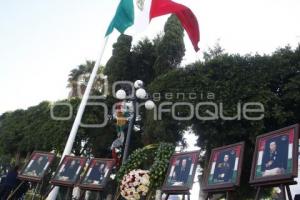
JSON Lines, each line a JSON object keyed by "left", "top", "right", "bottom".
{"left": 137, "top": 0, "right": 145, "bottom": 11}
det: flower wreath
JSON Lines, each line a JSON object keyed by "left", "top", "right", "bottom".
{"left": 116, "top": 143, "right": 175, "bottom": 195}
{"left": 120, "top": 169, "right": 150, "bottom": 200}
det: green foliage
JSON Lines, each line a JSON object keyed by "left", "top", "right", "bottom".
{"left": 104, "top": 15, "right": 186, "bottom": 87}
{"left": 116, "top": 143, "right": 175, "bottom": 191}
{"left": 153, "top": 15, "right": 185, "bottom": 76}
{"left": 0, "top": 109, "right": 27, "bottom": 155}
{"left": 105, "top": 35, "right": 158, "bottom": 88}
{"left": 24, "top": 193, "right": 42, "bottom": 200}
{"left": 0, "top": 101, "right": 61, "bottom": 156}
{"left": 130, "top": 38, "right": 156, "bottom": 85}
{"left": 116, "top": 144, "right": 157, "bottom": 182}
{"left": 144, "top": 44, "right": 300, "bottom": 198}
{"left": 0, "top": 97, "right": 116, "bottom": 159}
{"left": 105, "top": 34, "right": 133, "bottom": 85}
{"left": 149, "top": 143, "right": 175, "bottom": 189}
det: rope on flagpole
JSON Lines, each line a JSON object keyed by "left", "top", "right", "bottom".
{"left": 46, "top": 36, "right": 109, "bottom": 200}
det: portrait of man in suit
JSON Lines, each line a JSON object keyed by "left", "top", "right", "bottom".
{"left": 56, "top": 159, "right": 81, "bottom": 181}
{"left": 23, "top": 155, "right": 48, "bottom": 177}
{"left": 167, "top": 156, "right": 193, "bottom": 186}
{"left": 79, "top": 159, "right": 115, "bottom": 190}
{"left": 213, "top": 154, "right": 233, "bottom": 182}
{"left": 162, "top": 151, "right": 200, "bottom": 192}
{"left": 250, "top": 126, "right": 298, "bottom": 185}
{"left": 83, "top": 162, "right": 108, "bottom": 185}
{"left": 261, "top": 136, "right": 288, "bottom": 177}
{"left": 214, "top": 149, "right": 237, "bottom": 183}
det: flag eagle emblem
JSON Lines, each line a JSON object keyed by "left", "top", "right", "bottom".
{"left": 137, "top": 0, "right": 145, "bottom": 11}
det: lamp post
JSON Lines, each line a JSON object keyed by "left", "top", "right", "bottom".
{"left": 115, "top": 80, "right": 155, "bottom": 164}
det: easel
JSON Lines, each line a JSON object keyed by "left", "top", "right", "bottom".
{"left": 163, "top": 190, "right": 191, "bottom": 200}
{"left": 60, "top": 186, "right": 73, "bottom": 200}
{"left": 30, "top": 181, "right": 44, "bottom": 200}
{"left": 8, "top": 178, "right": 45, "bottom": 200}
{"left": 205, "top": 191, "right": 233, "bottom": 200}
{"left": 43, "top": 184, "right": 74, "bottom": 200}
{"left": 252, "top": 180, "right": 297, "bottom": 200}
{"left": 204, "top": 188, "right": 235, "bottom": 200}
{"left": 79, "top": 189, "right": 106, "bottom": 200}
{"left": 50, "top": 186, "right": 73, "bottom": 200}
{"left": 7, "top": 181, "right": 25, "bottom": 200}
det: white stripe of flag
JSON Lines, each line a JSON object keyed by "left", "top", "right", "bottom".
{"left": 288, "top": 143, "right": 293, "bottom": 159}
{"left": 257, "top": 151, "right": 263, "bottom": 166}
{"left": 210, "top": 162, "right": 216, "bottom": 175}
{"left": 234, "top": 158, "right": 239, "bottom": 171}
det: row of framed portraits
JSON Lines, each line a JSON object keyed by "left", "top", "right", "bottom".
{"left": 17, "top": 123, "right": 299, "bottom": 194}
{"left": 17, "top": 151, "right": 200, "bottom": 193}
{"left": 18, "top": 154, "right": 115, "bottom": 191}
{"left": 203, "top": 124, "right": 299, "bottom": 192}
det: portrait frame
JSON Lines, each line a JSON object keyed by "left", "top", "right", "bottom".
{"left": 79, "top": 158, "right": 115, "bottom": 191}
{"left": 50, "top": 155, "right": 87, "bottom": 187}
{"left": 162, "top": 150, "right": 200, "bottom": 193}
{"left": 18, "top": 151, "right": 56, "bottom": 182}
{"left": 203, "top": 142, "right": 245, "bottom": 192}
{"left": 250, "top": 124, "right": 299, "bottom": 185}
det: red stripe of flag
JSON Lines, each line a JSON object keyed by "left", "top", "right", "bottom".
{"left": 258, "top": 139, "right": 266, "bottom": 151}
{"left": 235, "top": 146, "right": 241, "bottom": 157}
{"left": 213, "top": 152, "right": 219, "bottom": 162}
{"left": 289, "top": 129, "right": 294, "bottom": 143}
{"left": 150, "top": 0, "right": 200, "bottom": 51}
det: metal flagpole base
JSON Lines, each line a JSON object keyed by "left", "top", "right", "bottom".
{"left": 46, "top": 186, "right": 59, "bottom": 200}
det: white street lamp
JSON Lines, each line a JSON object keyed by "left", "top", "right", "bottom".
{"left": 122, "top": 80, "right": 153, "bottom": 164}
{"left": 116, "top": 89, "right": 126, "bottom": 100}
{"left": 145, "top": 100, "right": 155, "bottom": 110}
{"left": 134, "top": 80, "right": 144, "bottom": 89}
{"left": 136, "top": 88, "right": 147, "bottom": 99}
{"left": 133, "top": 125, "right": 141, "bottom": 132}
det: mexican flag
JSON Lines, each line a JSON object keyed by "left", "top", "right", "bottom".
{"left": 105, "top": 0, "right": 200, "bottom": 51}
{"left": 255, "top": 129, "right": 294, "bottom": 177}
{"left": 208, "top": 146, "right": 241, "bottom": 185}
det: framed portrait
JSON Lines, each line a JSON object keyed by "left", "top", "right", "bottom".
{"left": 250, "top": 124, "right": 299, "bottom": 185}
{"left": 162, "top": 151, "right": 200, "bottom": 192}
{"left": 79, "top": 158, "right": 115, "bottom": 191}
{"left": 18, "top": 151, "right": 56, "bottom": 182}
{"left": 51, "top": 155, "right": 87, "bottom": 187}
{"left": 203, "top": 142, "right": 245, "bottom": 192}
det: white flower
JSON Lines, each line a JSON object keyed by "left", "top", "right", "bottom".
{"left": 140, "top": 177, "right": 150, "bottom": 185}
{"left": 120, "top": 169, "right": 150, "bottom": 200}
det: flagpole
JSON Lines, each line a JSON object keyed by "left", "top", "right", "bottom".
{"left": 46, "top": 36, "right": 109, "bottom": 200}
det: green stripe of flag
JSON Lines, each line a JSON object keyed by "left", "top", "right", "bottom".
{"left": 105, "top": 0, "right": 134, "bottom": 36}
{"left": 232, "top": 171, "right": 237, "bottom": 183}
{"left": 287, "top": 158, "right": 293, "bottom": 173}
{"left": 255, "top": 165, "right": 262, "bottom": 177}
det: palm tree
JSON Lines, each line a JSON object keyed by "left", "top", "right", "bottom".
{"left": 67, "top": 61, "right": 106, "bottom": 98}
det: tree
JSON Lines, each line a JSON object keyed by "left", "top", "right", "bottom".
{"left": 130, "top": 38, "right": 156, "bottom": 85}
{"left": 0, "top": 109, "right": 27, "bottom": 164}
{"left": 153, "top": 15, "right": 185, "bottom": 76}
{"left": 0, "top": 98, "right": 117, "bottom": 161}
{"left": 105, "top": 34, "right": 159, "bottom": 88}
{"left": 67, "top": 60, "right": 106, "bottom": 98}
{"left": 143, "top": 44, "right": 300, "bottom": 198}
{"left": 105, "top": 34, "right": 133, "bottom": 86}
{"left": 68, "top": 60, "right": 94, "bottom": 98}
{"left": 203, "top": 40, "right": 225, "bottom": 62}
